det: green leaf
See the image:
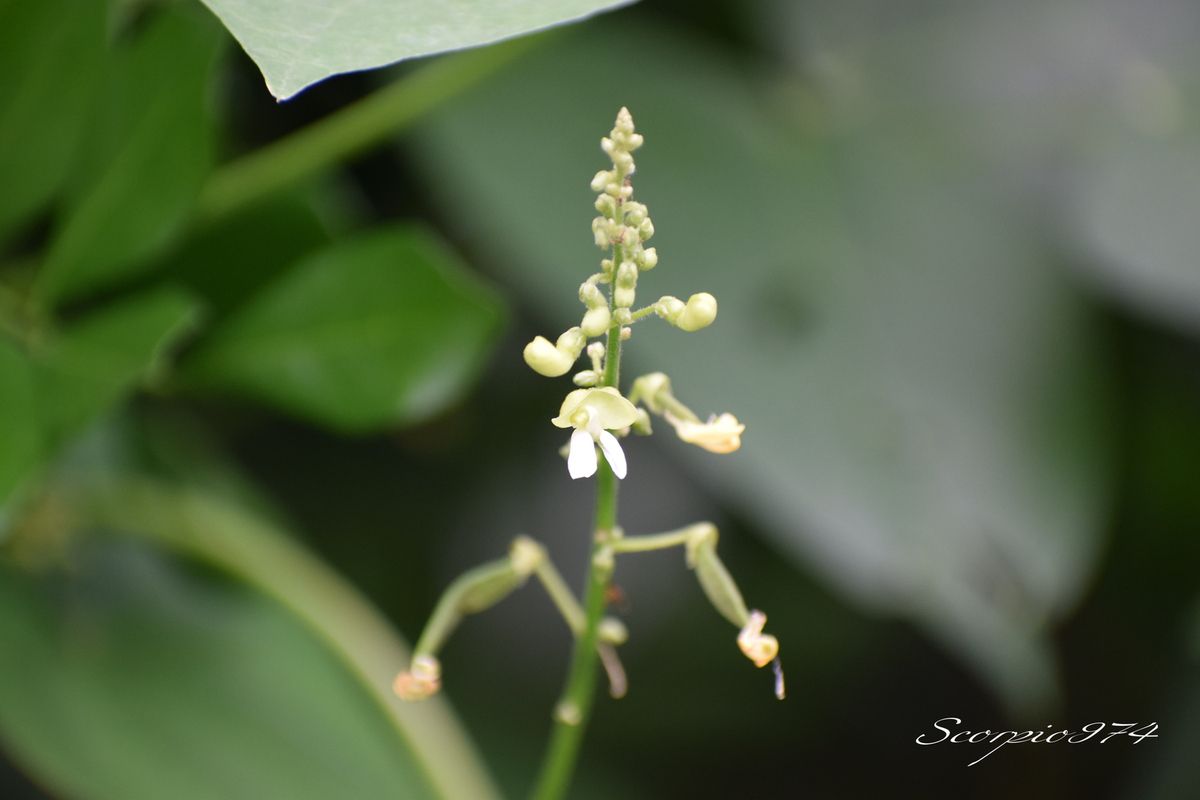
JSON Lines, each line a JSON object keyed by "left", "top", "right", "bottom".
{"left": 0, "top": 340, "right": 40, "bottom": 515}
{"left": 411, "top": 25, "right": 1113, "bottom": 711}
{"left": 36, "top": 6, "right": 222, "bottom": 306}
{"left": 164, "top": 194, "right": 333, "bottom": 320}
{"left": 0, "top": 0, "right": 105, "bottom": 244}
{"left": 181, "top": 226, "right": 505, "bottom": 433}
{"left": 0, "top": 547, "right": 440, "bottom": 800}
{"left": 196, "top": 0, "right": 636, "bottom": 100}
{"left": 37, "top": 288, "right": 200, "bottom": 447}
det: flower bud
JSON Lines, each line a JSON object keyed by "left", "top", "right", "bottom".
{"left": 556, "top": 327, "right": 586, "bottom": 356}
{"left": 581, "top": 305, "right": 611, "bottom": 337}
{"left": 624, "top": 202, "right": 647, "bottom": 226}
{"left": 587, "top": 341, "right": 606, "bottom": 360}
{"left": 601, "top": 136, "right": 615, "bottom": 154}
{"left": 592, "top": 217, "right": 610, "bottom": 248}
{"left": 632, "top": 407, "right": 653, "bottom": 435}
{"left": 677, "top": 292, "right": 717, "bottom": 332}
{"left": 620, "top": 326, "right": 632, "bottom": 341}
{"left": 590, "top": 170, "right": 613, "bottom": 192}
{"left": 638, "top": 217, "right": 655, "bottom": 241}
{"left": 594, "top": 194, "right": 617, "bottom": 217}
{"left": 579, "top": 281, "right": 606, "bottom": 309}
{"left": 573, "top": 370, "right": 600, "bottom": 387}
{"left": 638, "top": 247, "right": 658, "bottom": 270}
{"left": 523, "top": 336, "right": 574, "bottom": 377}
{"left": 655, "top": 296, "right": 686, "bottom": 324}
{"left": 612, "top": 307, "right": 632, "bottom": 326}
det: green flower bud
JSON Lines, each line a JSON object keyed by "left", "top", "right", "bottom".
{"left": 677, "top": 292, "right": 717, "bottom": 332}
{"left": 612, "top": 307, "right": 632, "bottom": 326}
{"left": 638, "top": 217, "right": 655, "bottom": 241}
{"left": 638, "top": 247, "right": 658, "bottom": 270}
{"left": 580, "top": 305, "right": 611, "bottom": 337}
{"left": 590, "top": 170, "right": 613, "bottom": 192}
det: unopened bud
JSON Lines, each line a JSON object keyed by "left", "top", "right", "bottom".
{"left": 677, "top": 292, "right": 717, "bottom": 332}
{"left": 655, "top": 296, "right": 686, "bottom": 324}
{"left": 581, "top": 305, "right": 611, "bottom": 337}
{"left": 594, "top": 194, "right": 617, "bottom": 217}
{"left": 524, "top": 336, "right": 574, "bottom": 377}
{"left": 592, "top": 217, "right": 610, "bottom": 248}
{"left": 579, "top": 281, "right": 606, "bottom": 309}
{"left": 590, "top": 170, "right": 613, "bottom": 192}
{"left": 573, "top": 370, "right": 600, "bottom": 387}
{"left": 638, "top": 247, "right": 658, "bottom": 270}
{"left": 638, "top": 217, "right": 655, "bottom": 241}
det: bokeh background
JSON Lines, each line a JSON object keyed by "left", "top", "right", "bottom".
{"left": 3, "top": 0, "right": 1200, "bottom": 798}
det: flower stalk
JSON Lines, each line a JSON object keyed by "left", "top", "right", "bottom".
{"left": 394, "top": 107, "right": 781, "bottom": 800}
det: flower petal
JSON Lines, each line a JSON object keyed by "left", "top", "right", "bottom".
{"left": 597, "top": 430, "right": 627, "bottom": 479}
{"left": 568, "top": 429, "right": 597, "bottom": 479}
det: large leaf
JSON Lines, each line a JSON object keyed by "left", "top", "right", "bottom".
{"left": 36, "top": 6, "right": 222, "bottom": 306}
{"left": 36, "top": 288, "right": 200, "bottom": 448}
{"left": 411, "top": 25, "right": 1112, "bottom": 709}
{"left": 181, "top": 226, "right": 505, "bottom": 433}
{"left": 197, "top": 0, "right": 636, "bottom": 100}
{"left": 0, "top": 546, "right": 440, "bottom": 800}
{"left": 0, "top": 0, "right": 105, "bottom": 244}
{"left": 0, "top": 340, "right": 40, "bottom": 518}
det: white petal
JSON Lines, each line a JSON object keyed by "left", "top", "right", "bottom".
{"left": 597, "top": 430, "right": 627, "bottom": 479}
{"left": 568, "top": 429, "right": 597, "bottom": 479}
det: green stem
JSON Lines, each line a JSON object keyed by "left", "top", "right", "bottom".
{"left": 193, "top": 38, "right": 536, "bottom": 227}
{"left": 76, "top": 477, "right": 503, "bottom": 800}
{"left": 531, "top": 246, "right": 625, "bottom": 800}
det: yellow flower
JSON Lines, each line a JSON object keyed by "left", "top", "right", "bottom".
{"left": 668, "top": 412, "right": 745, "bottom": 454}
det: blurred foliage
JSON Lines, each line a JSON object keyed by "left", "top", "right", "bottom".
{"left": 2, "top": 0, "right": 1200, "bottom": 798}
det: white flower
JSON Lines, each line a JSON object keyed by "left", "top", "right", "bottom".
{"left": 552, "top": 387, "right": 639, "bottom": 479}
{"left": 668, "top": 412, "right": 745, "bottom": 454}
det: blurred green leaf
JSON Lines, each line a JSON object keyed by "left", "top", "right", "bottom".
{"left": 0, "top": 340, "right": 40, "bottom": 515}
{"left": 0, "top": 0, "right": 105, "bottom": 245}
{"left": 412, "top": 25, "right": 1112, "bottom": 710}
{"left": 182, "top": 226, "right": 505, "bottom": 433}
{"left": 0, "top": 547, "right": 441, "bottom": 800}
{"left": 165, "top": 194, "right": 333, "bottom": 319}
{"left": 37, "top": 288, "right": 200, "bottom": 447}
{"left": 36, "top": 6, "right": 221, "bottom": 306}
{"left": 197, "top": 0, "right": 636, "bottom": 100}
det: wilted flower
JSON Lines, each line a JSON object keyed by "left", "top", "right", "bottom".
{"left": 668, "top": 412, "right": 745, "bottom": 454}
